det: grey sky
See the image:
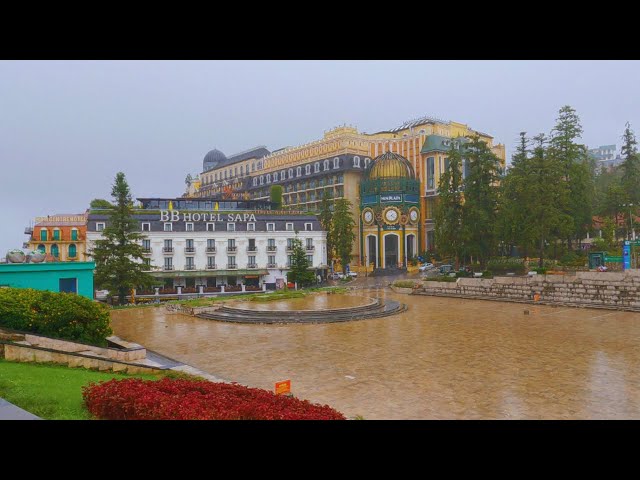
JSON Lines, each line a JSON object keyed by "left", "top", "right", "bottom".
{"left": 1, "top": 60, "right": 639, "bottom": 254}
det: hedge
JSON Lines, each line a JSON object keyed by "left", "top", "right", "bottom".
{"left": 83, "top": 378, "right": 346, "bottom": 420}
{"left": 0, "top": 288, "right": 112, "bottom": 346}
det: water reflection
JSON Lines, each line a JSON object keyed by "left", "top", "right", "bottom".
{"left": 111, "top": 290, "right": 640, "bottom": 419}
{"left": 232, "top": 294, "right": 373, "bottom": 311}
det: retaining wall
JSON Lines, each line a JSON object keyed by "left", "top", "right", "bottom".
{"left": 415, "top": 271, "right": 640, "bottom": 310}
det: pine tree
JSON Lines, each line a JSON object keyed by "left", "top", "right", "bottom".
{"left": 332, "top": 198, "right": 356, "bottom": 272}
{"left": 318, "top": 189, "right": 334, "bottom": 262}
{"left": 90, "top": 172, "right": 154, "bottom": 305}
{"left": 286, "top": 238, "right": 315, "bottom": 287}
{"left": 620, "top": 122, "right": 640, "bottom": 235}
{"left": 434, "top": 144, "right": 464, "bottom": 268}
{"left": 460, "top": 135, "right": 502, "bottom": 266}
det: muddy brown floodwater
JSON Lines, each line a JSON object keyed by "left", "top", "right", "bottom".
{"left": 111, "top": 289, "right": 640, "bottom": 419}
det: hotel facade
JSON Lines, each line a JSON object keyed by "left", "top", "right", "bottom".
{"left": 86, "top": 198, "right": 327, "bottom": 290}
{"left": 186, "top": 115, "right": 506, "bottom": 264}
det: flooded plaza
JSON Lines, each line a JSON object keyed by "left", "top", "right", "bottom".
{"left": 111, "top": 289, "right": 640, "bottom": 419}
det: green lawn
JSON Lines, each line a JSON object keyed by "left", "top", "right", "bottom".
{"left": 0, "top": 359, "right": 163, "bottom": 420}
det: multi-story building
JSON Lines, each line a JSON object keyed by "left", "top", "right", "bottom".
{"left": 186, "top": 116, "right": 505, "bottom": 263}
{"left": 25, "top": 213, "right": 88, "bottom": 262}
{"left": 588, "top": 144, "right": 623, "bottom": 171}
{"left": 86, "top": 197, "right": 327, "bottom": 290}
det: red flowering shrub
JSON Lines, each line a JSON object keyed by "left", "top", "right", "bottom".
{"left": 82, "top": 378, "right": 346, "bottom": 420}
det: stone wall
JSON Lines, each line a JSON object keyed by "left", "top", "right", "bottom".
{"left": 22, "top": 333, "right": 146, "bottom": 362}
{"left": 415, "top": 271, "right": 640, "bottom": 311}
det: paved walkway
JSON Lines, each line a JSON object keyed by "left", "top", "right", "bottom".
{"left": 0, "top": 398, "right": 40, "bottom": 420}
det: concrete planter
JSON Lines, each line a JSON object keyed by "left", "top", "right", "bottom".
{"left": 391, "top": 286, "right": 415, "bottom": 294}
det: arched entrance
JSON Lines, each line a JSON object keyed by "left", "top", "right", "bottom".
{"left": 384, "top": 234, "right": 399, "bottom": 269}
{"left": 367, "top": 235, "right": 378, "bottom": 268}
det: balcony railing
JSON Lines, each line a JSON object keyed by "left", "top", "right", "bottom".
{"left": 142, "top": 248, "right": 152, "bottom": 255}
{"left": 163, "top": 247, "right": 174, "bottom": 253}
{"left": 267, "top": 245, "right": 277, "bottom": 252}
{"left": 227, "top": 264, "right": 238, "bottom": 269}
{"left": 227, "top": 246, "right": 237, "bottom": 252}
{"left": 247, "top": 263, "right": 258, "bottom": 269}
{"left": 206, "top": 247, "right": 216, "bottom": 253}
{"left": 267, "top": 263, "right": 277, "bottom": 268}
{"left": 185, "top": 247, "right": 195, "bottom": 253}
{"left": 184, "top": 265, "right": 196, "bottom": 270}
{"left": 206, "top": 264, "right": 217, "bottom": 270}
{"left": 247, "top": 246, "right": 257, "bottom": 252}
{"left": 286, "top": 246, "right": 294, "bottom": 252}
{"left": 306, "top": 245, "right": 315, "bottom": 251}
{"left": 163, "top": 265, "right": 174, "bottom": 271}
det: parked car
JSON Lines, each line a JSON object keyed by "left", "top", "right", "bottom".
{"left": 418, "top": 262, "right": 435, "bottom": 272}
{"left": 438, "top": 264, "right": 454, "bottom": 274}
{"left": 348, "top": 271, "right": 358, "bottom": 278}
{"left": 329, "top": 272, "right": 344, "bottom": 280}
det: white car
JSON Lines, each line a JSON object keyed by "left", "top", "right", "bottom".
{"left": 347, "top": 271, "right": 358, "bottom": 278}
{"left": 418, "top": 263, "right": 435, "bottom": 272}
{"left": 329, "top": 272, "right": 344, "bottom": 280}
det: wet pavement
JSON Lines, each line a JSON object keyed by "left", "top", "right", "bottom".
{"left": 111, "top": 289, "right": 640, "bottom": 419}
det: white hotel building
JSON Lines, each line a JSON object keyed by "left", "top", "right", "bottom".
{"left": 86, "top": 198, "right": 327, "bottom": 292}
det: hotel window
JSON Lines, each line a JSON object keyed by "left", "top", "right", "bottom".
{"left": 289, "top": 168, "right": 294, "bottom": 178}
{"left": 206, "top": 223, "right": 215, "bottom": 232}
{"left": 143, "top": 239, "right": 151, "bottom": 251}
{"left": 68, "top": 244, "right": 77, "bottom": 258}
{"left": 164, "top": 239, "right": 173, "bottom": 252}
{"left": 207, "top": 239, "right": 216, "bottom": 252}
{"left": 305, "top": 223, "right": 313, "bottom": 231}
{"left": 297, "top": 166, "right": 302, "bottom": 177}
{"left": 247, "top": 223, "right": 255, "bottom": 231}
{"left": 286, "top": 223, "right": 294, "bottom": 231}
{"left": 51, "top": 244, "right": 59, "bottom": 258}
{"left": 71, "top": 229, "right": 78, "bottom": 240}
{"left": 281, "top": 170, "right": 286, "bottom": 180}
{"left": 53, "top": 229, "right": 61, "bottom": 240}
{"left": 333, "top": 157, "right": 339, "bottom": 169}
{"left": 186, "top": 239, "right": 194, "bottom": 252}
{"left": 268, "top": 255, "right": 276, "bottom": 266}
{"left": 164, "top": 223, "right": 172, "bottom": 232}
{"left": 260, "top": 176, "right": 264, "bottom": 185}
{"left": 248, "top": 255, "right": 256, "bottom": 266}
{"left": 353, "top": 156, "right": 361, "bottom": 168}
{"left": 164, "top": 257, "right": 173, "bottom": 270}
{"left": 306, "top": 255, "right": 313, "bottom": 266}
{"left": 141, "top": 223, "right": 150, "bottom": 232}
{"left": 427, "top": 157, "right": 435, "bottom": 190}
{"left": 266, "top": 174, "right": 271, "bottom": 184}
{"left": 267, "top": 223, "right": 275, "bottom": 231}
{"left": 207, "top": 256, "right": 216, "bottom": 268}
{"left": 267, "top": 238, "right": 276, "bottom": 248}
{"left": 228, "top": 239, "right": 236, "bottom": 250}
{"left": 143, "top": 258, "right": 151, "bottom": 269}
{"left": 228, "top": 256, "right": 236, "bottom": 267}
{"left": 186, "top": 257, "right": 195, "bottom": 269}
{"left": 305, "top": 164, "right": 311, "bottom": 175}
{"left": 287, "top": 255, "right": 293, "bottom": 266}
{"left": 227, "top": 223, "right": 236, "bottom": 232}
{"left": 40, "top": 229, "right": 48, "bottom": 241}
{"left": 324, "top": 159, "right": 330, "bottom": 171}
{"left": 253, "top": 178, "right": 257, "bottom": 186}
{"left": 314, "top": 162, "right": 320, "bottom": 173}
{"left": 37, "top": 244, "right": 45, "bottom": 253}
{"left": 306, "top": 238, "right": 314, "bottom": 249}
{"left": 96, "top": 223, "right": 105, "bottom": 232}
{"left": 185, "top": 222, "right": 194, "bottom": 232}
{"left": 287, "top": 238, "right": 294, "bottom": 249}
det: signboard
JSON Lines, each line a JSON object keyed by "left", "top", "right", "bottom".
{"left": 275, "top": 380, "right": 291, "bottom": 395}
{"left": 380, "top": 194, "right": 402, "bottom": 203}
{"left": 634, "top": 240, "right": 640, "bottom": 247}
{"left": 604, "top": 256, "right": 623, "bottom": 262}
{"left": 160, "top": 210, "right": 256, "bottom": 223}
{"left": 404, "top": 194, "right": 419, "bottom": 203}
{"left": 362, "top": 195, "right": 378, "bottom": 205}
{"left": 623, "top": 244, "right": 631, "bottom": 270}
{"left": 383, "top": 225, "right": 400, "bottom": 230}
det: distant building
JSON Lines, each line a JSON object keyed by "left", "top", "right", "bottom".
{"left": 24, "top": 214, "right": 88, "bottom": 262}
{"left": 588, "top": 144, "right": 623, "bottom": 171}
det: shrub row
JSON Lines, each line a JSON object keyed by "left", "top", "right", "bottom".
{"left": 83, "top": 378, "right": 346, "bottom": 420}
{"left": 0, "top": 288, "right": 112, "bottom": 346}
{"left": 393, "top": 280, "right": 418, "bottom": 288}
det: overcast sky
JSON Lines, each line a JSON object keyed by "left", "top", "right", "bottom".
{"left": 1, "top": 60, "right": 639, "bottom": 254}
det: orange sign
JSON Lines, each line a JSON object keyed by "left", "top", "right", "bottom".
{"left": 275, "top": 380, "right": 291, "bottom": 395}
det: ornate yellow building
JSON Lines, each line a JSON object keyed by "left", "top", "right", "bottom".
{"left": 187, "top": 116, "right": 506, "bottom": 264}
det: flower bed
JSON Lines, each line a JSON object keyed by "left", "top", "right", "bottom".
{"left": 83, "top": 378, "right": 346, "bottom": 420}
{"left": 245, "top": 285, "right": 261, "bottom": 291}
{"left": 204, "top": 287, "right": 221, "bottom": 293}
{"left": 225, "top": 285, "right": 242, "bottom": 292}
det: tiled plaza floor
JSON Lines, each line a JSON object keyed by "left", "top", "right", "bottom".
{"left": 111, "top": 290, "right": 640, "bottom": 419}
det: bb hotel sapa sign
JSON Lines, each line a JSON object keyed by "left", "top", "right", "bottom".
{"left": 160, "top": 210, "right": 257, "bottom": 223}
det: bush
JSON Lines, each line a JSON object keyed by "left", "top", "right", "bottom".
{"left": 83, "top": 378, "right": 346, "bottom": 420}
{"left": 532, "top": 267, "right": 547, "bottom": 274}
{"left": 393, "top": 280, "right": 418, "bottom": 288}
{"left": 482, "top": 270, "right": 493, "bottom": 278}
{"left": 486, "top": 257, "right": 526, "bottom": 275}
{"left": 425, "top": 276, "right": 457, "bottom": 282}
{"left": 455, "top": 270, "right": 472, "bottom": 278}
{"left": 0, "top": 288, "right": 112, "bottom": 346}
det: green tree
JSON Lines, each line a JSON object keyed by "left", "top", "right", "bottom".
{"left": 90, "top": 198, "right": 112, "bottom": 209}
{"left": 332, "top": 198, "right": 356, "bottom": 271}
{"left": 270, "top": 184, "right": 283, "bottom": 209}
{"left": 620, "top": 122, "right": 640, "bottom": 204}
{"left": 317, "top": 189, "right": 334, "bottom": 262}
{"left": 90, "top": 172, "right": 154, "bottom": 305}
{"left": 286, "top": 238, "right": 315, "bottom": 287}
{"left": 434, "top": 145, "right": 464, "bottom": 268}
{"left": 461, "top": 135, "right": 502, "bottom": 266}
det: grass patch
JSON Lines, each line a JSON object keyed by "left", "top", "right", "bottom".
{"left": 249, "top": 291, "right": 306, "bottom": 302}
{"left": 393, "top": 280, "right": 418, "bottom": 288}
{"left": 424, "top": 276, "right": 458, "bottom": 282}
{"left": 0, "top": 359, "right": 164, "bottom": 420}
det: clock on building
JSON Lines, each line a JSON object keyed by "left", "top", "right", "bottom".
{"left": 383, "top": 207, "right": 400, "bottom": 225}
{"left": 363, "top": 209, "right": 374, "bottom": 225}
{"left": 409, "top": 208, "right": 420, "bottom": 224}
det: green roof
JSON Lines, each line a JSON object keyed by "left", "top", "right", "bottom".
{"left": 420, "top": 135, "right": 470, "bottom": 154}
{"left": 150, "top": 269, "right": 269, "bottom": 278}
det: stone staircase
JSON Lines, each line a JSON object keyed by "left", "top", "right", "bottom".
{"left": 197, "top": 299, "right": 407, "bottom": 324}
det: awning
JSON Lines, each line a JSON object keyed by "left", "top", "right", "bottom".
{"left": 151, "top": 269, "right": 269, "bottom": 278}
